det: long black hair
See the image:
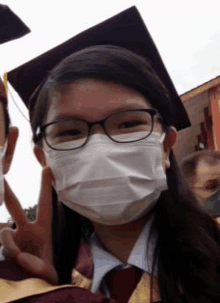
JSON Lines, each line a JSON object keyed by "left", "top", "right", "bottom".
{"left": 29, "top": 45, "right": 220, "bottom": 302}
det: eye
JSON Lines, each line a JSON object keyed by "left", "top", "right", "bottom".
{"left": 118, "top": 120, "right": 145, "bottom": 129}
{"left": 204, "top": 179, "right": 220, "bottom": 191}
{"left": 56, "top": 129, "right": 82, "bottom": 137}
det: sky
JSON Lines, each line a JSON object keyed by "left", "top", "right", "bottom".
{"left": 0, "top": 0, "right": 220, "bottom": 222}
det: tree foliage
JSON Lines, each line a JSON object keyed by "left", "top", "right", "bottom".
{"left": 8, "top": 204, "right": 37, "bottom": 223}
{"left": 24, "top": 205, "right": 37, "bottom": 222}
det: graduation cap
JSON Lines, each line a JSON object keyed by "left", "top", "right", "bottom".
{"left": 0, "top": 4, "right": 30, "bottom": 44}
{"left": 8, "top": 6, "right": 190, "bottom": 131}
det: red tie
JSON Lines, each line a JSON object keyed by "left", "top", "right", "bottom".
{"left": 105, "top": 266, "right": 143, "bottom": 303}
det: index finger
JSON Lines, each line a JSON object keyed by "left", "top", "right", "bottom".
{"left": 36, "top": 167, "right": 53, "bottom": 226}
{"left": 4, "top": 179, "right": 28, "bottom": 226}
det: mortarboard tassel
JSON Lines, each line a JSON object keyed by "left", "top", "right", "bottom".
{"left": 3, "top": 72, "right": 8, "bottom": 99}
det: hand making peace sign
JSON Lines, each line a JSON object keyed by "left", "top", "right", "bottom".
{"left": 0, "top": 167, "right": 58, "bottom": 285}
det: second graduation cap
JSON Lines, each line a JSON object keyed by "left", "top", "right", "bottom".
{"left": 8, "top": 6, "right": 190, "bottom": 131}
{"left": 0, "top": 4, "right": 30, "bottom": 44}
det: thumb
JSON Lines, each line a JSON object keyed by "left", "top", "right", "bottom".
{"left": 17, "top": 252, "right": 58, "bottom": 285}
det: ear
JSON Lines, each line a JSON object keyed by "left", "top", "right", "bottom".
{"left": 3, "top": 127, "right": 19, "bottom": 174}
{"left": 163, "top": 126, "right": 177, "bottom": 169}
{"left": 34, "top": 145, "right": 47, "bottom": 167}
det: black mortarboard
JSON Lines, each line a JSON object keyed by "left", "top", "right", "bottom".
{"left": 8, "top": 6, "right": 190, "bottom": 131}
{"left": 0, "top": 4, "right": 30, "bottom": 44}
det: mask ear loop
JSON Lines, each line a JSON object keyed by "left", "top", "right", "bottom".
{"left": 158, "top": 130, "right": 170, "bottom": 169}
{"left": 159, "top": 132, "right": 166, "bottom": 144}
{"left": 2, "top": 139, "right": 8, "bottom": 156}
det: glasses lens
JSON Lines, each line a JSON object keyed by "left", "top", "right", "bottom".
{"left": 45, "top": 119, "right": 88, "bottom": 150}
{"left": 105, "top": 110, "right": 153, "bottom": 142}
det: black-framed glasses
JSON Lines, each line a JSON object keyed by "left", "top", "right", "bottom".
{"left": 36, "top": 109, "right": 160, "bottom": 151}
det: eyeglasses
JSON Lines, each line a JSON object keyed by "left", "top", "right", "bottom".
{"left": 191, "top": 185, "right": 220, "bottom": 202}
{"left": 36, "top": 109, "right": 161, "bottom": 151}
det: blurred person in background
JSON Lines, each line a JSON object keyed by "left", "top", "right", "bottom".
{"left": 181, "top": 150, "right": 220, "bottom": 219}
{"left": 0, "top": 3, "right": 30, "bottom": 215}
{"left": 0, "top": 78, "right": 18, "bottom": 230}
{"left": 0, "top": 2, "right": 29, "bottom": 258}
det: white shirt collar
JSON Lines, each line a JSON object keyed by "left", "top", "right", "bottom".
{"left": 90, "top": 215, "right": 157, "bottom": 294}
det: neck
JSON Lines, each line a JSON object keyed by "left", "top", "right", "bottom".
{"left": 92, "top": 212, "right": 152, "bottom": 263}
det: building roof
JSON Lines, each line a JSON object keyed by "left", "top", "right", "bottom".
{"left": 181, "top": 75, "right": 220, "bottom": 102}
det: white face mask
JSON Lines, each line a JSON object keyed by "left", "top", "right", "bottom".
{"left": 0, "top": 143, "right": 6, "bottom": 206}
{"left": 44, "top": 132, "right": 168, "bottom": 225}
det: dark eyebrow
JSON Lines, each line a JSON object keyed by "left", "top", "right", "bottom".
{"left": 50, "top": 113, "right": 81, "bottom": 122}
{"left": 49, "top": 104, "right": 151, "bottom": 123}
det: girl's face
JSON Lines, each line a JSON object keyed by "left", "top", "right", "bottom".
{"left": 35, "top": 79, "right": 177, "bottom": 169}
{"left": 192, "top": 158, "right": 220, "bottom": 205}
